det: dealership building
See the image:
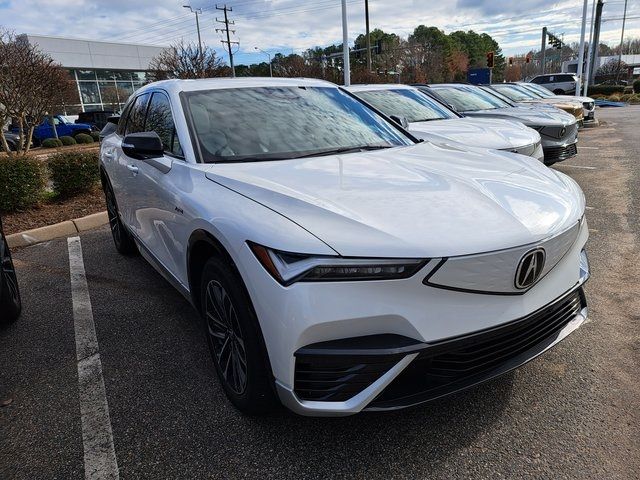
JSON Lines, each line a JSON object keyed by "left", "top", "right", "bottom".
{"left": 20, "top": 35, "right": 167, "bottom": 113}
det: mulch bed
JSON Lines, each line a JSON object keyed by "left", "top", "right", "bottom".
{"left": 2, "top": 187, "right": 106, "bottom": 236}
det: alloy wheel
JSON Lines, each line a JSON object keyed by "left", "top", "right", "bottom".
{"left": 205, "top": 279, "right": 248, "bottom": 395}
{"left": 105, "top": 187, "right": 121, "bottom": 245}
{"left": 1, "top": 237, "right": 20, "bottom": 308}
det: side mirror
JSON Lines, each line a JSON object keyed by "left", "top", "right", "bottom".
{"left": 389, "top": 115, "right": 409, "bottom": 129}
{"left": 122, "top": 132, "right": 163, "bottom": 160}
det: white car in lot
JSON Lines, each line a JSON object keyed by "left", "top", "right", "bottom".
{"left": 100, "top": 78, "right": 590, "bottom": 416}
{"left": 345, "top": 84, "right": 544, "bottom": 161}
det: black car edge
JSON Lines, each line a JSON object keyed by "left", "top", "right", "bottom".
{"left": 1, "top": 216, "right": 21, "bottom": 323}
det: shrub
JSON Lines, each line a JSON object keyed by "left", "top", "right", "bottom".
{"left": 609, "top": 93, "right": 622, "bottom": 102}
{"left": 90, "top": 131, "right": 100, "bottom": 142}
{"left": 0, "top": 156, "right": 47, "bottom": 211}
{"left": 74, "top": 133, "right": 94, "bottom": 144}
{"left": 634, "top": 79, "right": 640, "bottom": 94}
{"left": 48, "top": 151, "right": 100, "bottom": 197}
{"left": 628, "top": 94, "right": 640, "bottom": 105}
{"left": 42, "top": 138, "right": 63, "bottom": 148}
{"left": 59, "top": 135, "right": 76, "bottom": 146}
{"left": 588, "top": 85, "right": 626, "bottom": 96}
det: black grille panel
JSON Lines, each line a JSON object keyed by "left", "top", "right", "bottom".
{"left": 544, "top": 143, "right": 577, "bottom": 163}
{"left": 294, "top": 355, "right": 399, "bottom": 402}
{"left": 370, "top": 289, "right": 585, "bottom": 409}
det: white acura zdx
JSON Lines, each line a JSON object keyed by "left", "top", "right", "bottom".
{"left": 100, "top": 78, "right": 590, "bottom": 416}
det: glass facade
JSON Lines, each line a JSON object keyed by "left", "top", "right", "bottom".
{"left": 68, "top": 69, "right": 152, "bottom": 113}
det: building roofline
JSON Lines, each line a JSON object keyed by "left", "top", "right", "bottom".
{"left": 23, "top": 33, "right": 169, "bottom": 49}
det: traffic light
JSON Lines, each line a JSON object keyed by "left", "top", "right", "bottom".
{"left": 486, "top": 51, "right": 495, "bottom": 69}
{"left": 508, "top": 57, "right": 513, "bottom": 67}
{"left": 375, "top": 39, "right": 383, "bottom": 54}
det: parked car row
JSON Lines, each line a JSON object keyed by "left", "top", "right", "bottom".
{"left": 98, "top": 77, "right": 590, "bottom": 416}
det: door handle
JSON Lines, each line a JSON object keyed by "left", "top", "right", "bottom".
{"left": 103, "top": 151, "right": 114, "bottom": 159}
{"left": 126, "top": 164, "right": 139, "bottom": 174}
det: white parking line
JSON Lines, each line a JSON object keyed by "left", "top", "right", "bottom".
{"left": 558, "top": 164, "right": 597, "bottom": 170}
{"left": 68, "top": 237, "right": 119, "bottom": 480}
{"left": 579, "top": 146, "right": 600, "bottom": 150}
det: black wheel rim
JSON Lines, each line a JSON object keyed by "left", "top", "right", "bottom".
{"left": 205, "top": 280, "right": 248, "bottom": 395}
{"left": 105, "top": 187, "right": 121, "bottom": 246}
{"left": 1, "top": 237, "right": 20, "bottom": 307}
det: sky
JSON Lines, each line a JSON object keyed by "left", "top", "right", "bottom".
{"left": 0, "top": 0, "right": 638, "bottom": 65}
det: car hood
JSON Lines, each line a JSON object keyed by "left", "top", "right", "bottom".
{"left": 462, "top": 107, "right": 575, "bottom": 127}
{"left": 554, "top": 94, "right": 594, "bottom": 103}
{"left": 203, "top": 142, "right": 584, "bottom": 258}
{"left": 409, "top": 117, "right": 539, "bottom": 151}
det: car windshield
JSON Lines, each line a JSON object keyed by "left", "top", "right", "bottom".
{"left": 490, "top": 84, "right": 539, "bottom": 101}
{"left": 521, "top": 83, "right": 554, "bottom": 98}
{"left": 431, "top": 86, "right": 509, "bottom": 112}
{"left": 184, "top": 86, "right": 414, "bottom": 163}
{"left": 353, "top": 88, "right": 458, "bottom": 122}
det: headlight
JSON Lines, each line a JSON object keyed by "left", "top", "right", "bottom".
{"left": 579, "top": 249, "right": 590, "bottom": 283}
{"left": 248, "top": 242, "right": 427, "bottom": 285}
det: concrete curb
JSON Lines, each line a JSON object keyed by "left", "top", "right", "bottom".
{"left": 7, "top": 211, "right": 108, "bottom": 248}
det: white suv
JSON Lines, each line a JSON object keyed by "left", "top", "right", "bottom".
{"left": 100, "top": 78, "right": 590, "bottom": 416}
{"left": 529, "top": 73, "right": 579, "bottom": 95}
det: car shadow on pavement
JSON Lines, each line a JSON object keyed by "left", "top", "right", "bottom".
{"left": 195, "top": 373, "right": 515, "bottom": 478}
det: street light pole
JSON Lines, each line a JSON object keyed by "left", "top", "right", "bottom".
{"left": 183, "top": 4, "right": 204, "bottom": 78}
{"left": 575, "top": 0, "right": 588, "bottom": 97}
{"left": 254, "top": 47, "right": 273, "bottom": 77}
{"left": 341, "top": 0, "right": 350, "bottom": 86}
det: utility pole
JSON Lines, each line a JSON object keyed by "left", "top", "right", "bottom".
{"left": 616, "top": 0, "right": 628, "bottom": 82}
{"left": 575, "top": 0, "right": 588, "bottom": 97}
{"left": 590, "top": 0, "right": 604, "bottom": 84}
{"left": 183, "top": 5, "right": 204, "bottom": 77}
{"left": 365, "top": 0, "right": 372, "bottom": 72}
{"left": 216, "top": 4, "right": 238, "bottom": 77}
{"left": 540, "top": 27, "right": 547, "bottom": 74}
{"left": 584, "top": 0, "right": 597, "bottom": 95}
{"left": 341, "top": 0, "right": 350, "bottom": 86}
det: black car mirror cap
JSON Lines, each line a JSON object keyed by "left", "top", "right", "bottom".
{"left": 389, "top": 115, "right": 409, "bottom": 129}
{"left": 122, "top": 132, "right": 164, "bottom": 160}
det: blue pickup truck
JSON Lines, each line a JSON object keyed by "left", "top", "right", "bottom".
{"left": 11, "top": 115, "right": 93, "bottom": 145}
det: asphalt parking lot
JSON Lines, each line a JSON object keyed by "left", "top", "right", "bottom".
{"left": 1, "top": 106, "right": 639, "bottom": 480}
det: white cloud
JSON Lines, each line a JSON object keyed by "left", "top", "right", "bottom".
{"left": 0, "top": 0, "right": 637, "bottom": 63}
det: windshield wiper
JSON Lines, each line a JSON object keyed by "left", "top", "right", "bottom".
{"left": 290, "top": 145, "right": 394, "bottom": 159}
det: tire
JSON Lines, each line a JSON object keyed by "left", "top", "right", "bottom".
{"left": 103, "top": 179, "right": 137, "bottom": 255}
{"left": 73, "top": 130, "right": 91, "bottom": 138}
{"left": 200, "top": 256, "right": 277, "bottom": 414}
{"left": 1, "top": 233, "right": 21, "bottom": 324}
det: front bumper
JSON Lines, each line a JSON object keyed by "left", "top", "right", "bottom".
{"left": 277, "top": 284, "right": 588, "bottom": 415}
{"left": 252, "top": 221, "right": 591, "bottom": 416}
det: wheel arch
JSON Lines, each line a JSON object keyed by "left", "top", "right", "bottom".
{"left": 187, "top": 229, "right": 238, "bottom": 314}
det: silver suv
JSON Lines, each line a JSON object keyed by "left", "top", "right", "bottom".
{"left": 529, "top": 73, "right": 579, "bottom": 95}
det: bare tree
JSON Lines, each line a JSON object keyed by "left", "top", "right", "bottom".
{"left": 0, "top": 30, "right": 77, "bottom": 154}
{"left": 149, "top": 40, "right": 229, "bottom": 80}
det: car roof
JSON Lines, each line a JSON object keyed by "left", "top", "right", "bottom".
{"left": 345, "top": 84, "right": 415, "bottom": 92}
{"left": 137, "top": 77, "right": 338, "bottom": 96}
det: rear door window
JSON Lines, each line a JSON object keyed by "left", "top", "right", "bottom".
{"left": 124, "top": 93, "right": 150, "bottom": 135}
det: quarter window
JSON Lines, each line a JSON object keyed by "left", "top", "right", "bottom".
{"left": 145, "top": 92, "right": 183, "bottom": 157}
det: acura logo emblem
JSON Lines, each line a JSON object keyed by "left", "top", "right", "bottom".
{"left": 515, "top": 248, "right": 546, "bottom": 289}
{"left": 559, "top": 127, "right": 566, "bottom": 138}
